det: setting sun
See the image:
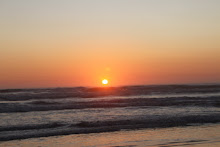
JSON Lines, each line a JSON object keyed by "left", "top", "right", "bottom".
{"left": 102, "top": 79, "right": 108, "bottom": 85}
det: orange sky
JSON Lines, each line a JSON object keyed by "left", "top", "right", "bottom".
{"left": 0, "top": 0, "right": 220, "bottom": 89}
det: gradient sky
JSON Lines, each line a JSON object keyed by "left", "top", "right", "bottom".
{"left": 0, "top": 0, "right": 220, "bottom": 89}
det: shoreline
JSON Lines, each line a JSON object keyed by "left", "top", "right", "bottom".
{"left": 1, "top": 123, "right": 220, "bottom": 147}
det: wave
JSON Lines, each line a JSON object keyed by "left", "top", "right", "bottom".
{"left": 29, "top": 100, "right": 61, "bottom": 105}
{"left": 0, "top": 96, "right": 219, "bottom": 113}
{"left": 0, "top": 85, "right": 219, "bottom": 101}
{"left": 0, "top": 122, "right": 64, "bottom": 132}
{"left": 74, "top": 114, "right": 220, "bottom": 128}
{"left": 0, "top": 114, "right": 220, "bottom": 141}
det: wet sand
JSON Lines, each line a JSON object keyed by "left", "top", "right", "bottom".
{"left": 1, "top": 123, "right": 220, "bottom": 147}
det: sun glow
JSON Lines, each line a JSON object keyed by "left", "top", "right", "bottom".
{"left": 102, "top": 79, "right": 108, "bottom": 85}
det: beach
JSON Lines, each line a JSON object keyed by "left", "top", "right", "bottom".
{"left": 1, "top": 0, "right": 220, "bottom": 146}
{"left": 1, "top": 123, "right": 220, "bottom": 147}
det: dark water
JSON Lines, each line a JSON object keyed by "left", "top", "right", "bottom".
{"left": 0, "top": 84, "right": 220, "bottom": 141}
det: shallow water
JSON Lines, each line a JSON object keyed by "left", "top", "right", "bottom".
{"left": 1, "top": 123, "right": 220, "bottom": 147}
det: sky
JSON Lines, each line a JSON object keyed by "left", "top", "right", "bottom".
{"left": 0, "top": 0, "right": 220, "bottom": 89}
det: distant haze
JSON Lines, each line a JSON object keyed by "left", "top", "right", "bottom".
{"left": 0, "top": 0, "right": 220, "bottom": 89}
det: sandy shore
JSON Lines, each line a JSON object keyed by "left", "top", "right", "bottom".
{"left": 1, "top": 123, "right": 220, "bottom": 147}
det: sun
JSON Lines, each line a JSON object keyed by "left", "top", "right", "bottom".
{"left": 102, "top": 79, "right": 108, "bottom": 85}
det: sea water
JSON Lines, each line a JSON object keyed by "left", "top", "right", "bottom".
{"left": 0, "top": 84, "right": 220, "bottom": 146}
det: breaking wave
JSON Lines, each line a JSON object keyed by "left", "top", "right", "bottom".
{"left": 0, "top": 85, "right": 219, "bottom": 101}
{"left": 0, "top": 96, "right": 219, "bottom": 113}
{"left": 0, "top": 114, "right": 220, "bottom": 141}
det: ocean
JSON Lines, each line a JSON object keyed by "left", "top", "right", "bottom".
{"left": 0, "top": 84, "right": 220, "bottom": 146}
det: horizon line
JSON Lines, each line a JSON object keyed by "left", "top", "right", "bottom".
{"left": 1, "top": 82, "right": 220, "bottom": 91}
